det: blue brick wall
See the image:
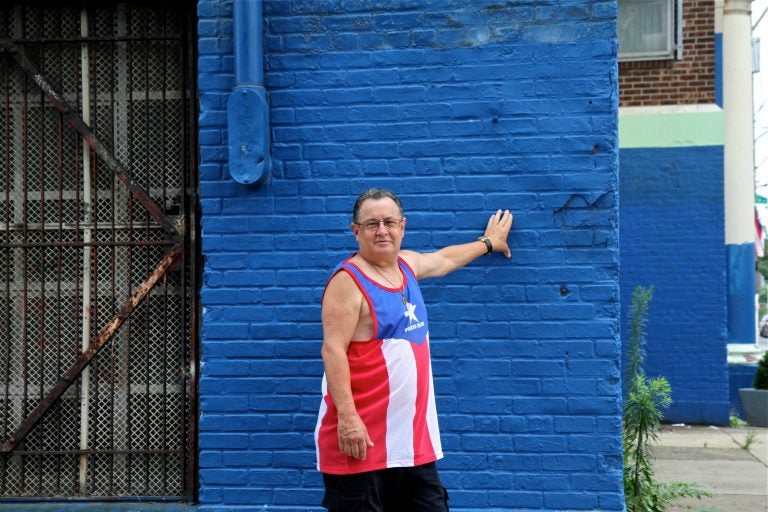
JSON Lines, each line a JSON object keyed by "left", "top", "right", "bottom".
{"left": 619, "top": 146, "right": 729, "bottom": 425}
{"left": 198, "top": 1, "right": 621, "bottom": 510}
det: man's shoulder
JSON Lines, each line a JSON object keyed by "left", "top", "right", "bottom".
{"left": 398, "top": 250, "right": 423, "bottom": 278}
{"left": 323, "top": 268, "right": 364, "bottom": 311}
{"left": 326, "top": 264, "right": 361, "bottom": 291}
{"left": 398, "top": 249, "right": 419, "bottom": 264}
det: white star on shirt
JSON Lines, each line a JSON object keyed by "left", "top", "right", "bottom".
{"left": 404, "top": 302, "right": 419, "bottom": 323}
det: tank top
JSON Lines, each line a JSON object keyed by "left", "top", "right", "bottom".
{"left": 314, "top": 255, "right": 443, "bottom": 474}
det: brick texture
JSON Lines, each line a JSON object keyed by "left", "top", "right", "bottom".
{"left": 619, "top": 0, "right": 716, "bottom": 106}
{"left": 197, "top": 1, "right": 622, "bottom": 510}
{"left": 619, "top": 146, "right": 729, "bottom": 424}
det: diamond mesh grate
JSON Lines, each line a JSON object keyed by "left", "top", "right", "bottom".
{"left": 0, "top": 3, "right": 195, "bottom": 500}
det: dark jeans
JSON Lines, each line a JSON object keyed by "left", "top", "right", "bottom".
{"left": 322, "top": 462, "right": 449, "bottom": 512}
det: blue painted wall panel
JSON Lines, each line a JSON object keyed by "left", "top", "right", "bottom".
{"left": 619, "top": 146, "right": 729, "bottom": 425}
{"left": 727, "top": 242, "right": 757, "bottom": 344}
{"left": 198, "top": 0, "right": 622, "bottom": 510}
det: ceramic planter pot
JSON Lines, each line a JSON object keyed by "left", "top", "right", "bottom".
{"left": 739, "top": 388, "right": 768, "bottom": 427}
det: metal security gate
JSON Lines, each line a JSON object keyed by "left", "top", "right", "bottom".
{"left": 0, "top": 2, "right": 198, "bottom": 499}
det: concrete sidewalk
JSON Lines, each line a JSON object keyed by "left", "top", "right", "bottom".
{"left": 654, "top": 424, "right": 768, "bottom": 512}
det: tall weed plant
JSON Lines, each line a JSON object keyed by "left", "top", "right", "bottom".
{"left": 623, "top": 285, "right": 707, "bottom": 511}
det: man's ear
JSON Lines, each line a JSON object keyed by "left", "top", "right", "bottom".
{"left": 350, "top": 222, "right": 360, "bottom": 240}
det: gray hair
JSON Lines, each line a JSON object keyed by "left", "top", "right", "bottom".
{"left": 352, "top": 188, "right": 404, "bottom": 223}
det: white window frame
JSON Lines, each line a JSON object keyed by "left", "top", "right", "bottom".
{"left": 618, "top": 0, "right": 682, "bottom": 62}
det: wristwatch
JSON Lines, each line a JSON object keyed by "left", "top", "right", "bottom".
{"left": 476, "top": 236, "right": 493, "bottom": 255}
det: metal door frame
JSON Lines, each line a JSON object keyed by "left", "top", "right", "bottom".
{"left": 0, "top": 2, "right": 199, "bottom": 500}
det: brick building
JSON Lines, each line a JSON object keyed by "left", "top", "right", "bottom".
{"left": 618, "top": 0, "right": 730, "bottom": 424}
{"left": 619, "top": 0, "right": 718, "bottom": 106}
{"left": 0, "top": 1, "right": 623, "bottom": 510}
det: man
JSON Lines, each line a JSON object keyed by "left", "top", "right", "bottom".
{"left": 315, "top": 188, "right": 513, "bottom": 511}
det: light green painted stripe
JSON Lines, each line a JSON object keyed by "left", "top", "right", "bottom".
{"left": 619, "top": 107, "right": 724, "bottom": 148}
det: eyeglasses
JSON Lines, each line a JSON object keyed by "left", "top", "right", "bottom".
{"left": 355, "top": 218, "right": 403, "bottom": 232}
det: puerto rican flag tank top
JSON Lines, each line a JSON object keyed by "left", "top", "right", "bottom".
{"left": 314, "top": 255, "right": 443, "bottom": 474}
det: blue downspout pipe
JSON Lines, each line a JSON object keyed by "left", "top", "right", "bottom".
{"left": 227, "top": 0, "right": 270, "bottom": 185}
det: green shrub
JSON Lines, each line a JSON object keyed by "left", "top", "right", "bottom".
{"left": 753, "top": 351, "right": 768, "bottom": 390}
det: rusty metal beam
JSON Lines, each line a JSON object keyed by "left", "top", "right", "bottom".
{"left": 0, "top": 243, "right": 183, "bottom": 453}
{"left": 0, "top": 40, "right": 180, "bottom": 241}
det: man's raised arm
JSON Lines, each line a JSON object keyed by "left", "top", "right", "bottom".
{"left": 401, "top": 209, "right": 513, "bottom": 279}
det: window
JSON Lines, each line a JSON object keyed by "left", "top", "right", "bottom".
{"left": 618, "top": 0, "right": 677, "bottom": 61}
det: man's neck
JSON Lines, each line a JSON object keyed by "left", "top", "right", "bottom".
{"left": 357, "top": 252, "right": 398, "bottom": 270}
{"left": 355, "top": 255, "right": 402, "bottom": 289}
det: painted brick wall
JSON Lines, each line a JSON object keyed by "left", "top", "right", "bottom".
{"left": 197, "top": 1, "right": 621, "bottom": 510}
{"left": 619, "top": 0, "right": 716, "bottom": 107}
{"left": 619, "top": 145, "right": 729, "bottom": 424}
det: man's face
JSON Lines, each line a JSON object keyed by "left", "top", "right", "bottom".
{"left": 351, "top": 198, "right": 406, "bottom": 260}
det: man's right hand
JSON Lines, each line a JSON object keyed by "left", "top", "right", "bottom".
{"left": 337, "top": 413, "right": 374, "bottom": 460}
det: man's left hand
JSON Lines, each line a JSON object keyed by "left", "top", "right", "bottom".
{"left": 485, "top": 209, "right": 514, "bottom": 258}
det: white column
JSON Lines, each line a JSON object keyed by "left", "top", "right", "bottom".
{"left": 724, "top": 0, "right": 757, "bottom": 343}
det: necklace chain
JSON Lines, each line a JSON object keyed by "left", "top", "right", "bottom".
{"left": 370, "top": 263, "right": 407, "bottom": 305}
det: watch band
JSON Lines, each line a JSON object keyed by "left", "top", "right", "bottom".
{"left": 477, "top": 236, "right": 493, "bottom": 255}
